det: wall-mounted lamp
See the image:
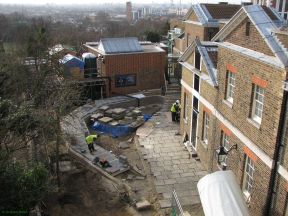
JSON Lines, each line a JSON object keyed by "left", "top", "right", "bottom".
{"left": 216, "top": 144, "right": 237, "bottom": 170}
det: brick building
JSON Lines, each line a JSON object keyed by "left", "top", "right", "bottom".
{"left": 84, "top": 37, "right": 165, "bottom": 96}
{"left": 168, "top": 3, "right": 240, "bottom": 83}
{"left": 178, "top": 5, "right": 288, "bottom": 215}
{"left": 126, "top": 1, "right": 133, "bottom": 23}
{"left": 173, "top": 3, "right": 241, "bottom": 55}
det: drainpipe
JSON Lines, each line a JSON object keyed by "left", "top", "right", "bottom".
{"left": 265, "top": 82, "right": 288, "bottom": 215}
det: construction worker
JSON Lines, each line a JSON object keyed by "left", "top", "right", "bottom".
{"left": 85, "top": 134, "right": 98, "bottom": 153}
{"left": 171, "top": 100, "right": 180, "bottom": 122}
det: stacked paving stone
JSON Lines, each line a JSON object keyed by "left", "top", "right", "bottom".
{"left": 92, "top": 105, "right": 145, "bottom": 129}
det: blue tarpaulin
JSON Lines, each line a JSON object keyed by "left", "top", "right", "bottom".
{"left": 91, "top": 114, "right": 152, "bottom": 137}
{"left": 92, "top": 122, "right": 134, "bottom": 138}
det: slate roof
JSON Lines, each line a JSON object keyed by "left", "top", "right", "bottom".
{"left": 179, "top": 39, "right": 218, "bottom": 86}
{"left": 212, "top": 5, "right": 288, "bottom": 68}
{"left": 184, "top": 3, "right": 241, "bottom": 27}
{"left": 202, "top": 4, "right": 241, "bottom": 20}
{"left": 98, "top": 37, "right": 143, "bottom": 54}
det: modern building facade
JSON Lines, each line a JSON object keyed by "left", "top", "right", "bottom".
{"left": 84, "top": 37, "right": 166, "bottom": 96}
{"left": 179, "top": 5, "right": 288, "bottom": 215}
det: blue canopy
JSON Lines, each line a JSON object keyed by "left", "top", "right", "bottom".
{"left": 62, "top": 54, "right": 84, "bottom": 70}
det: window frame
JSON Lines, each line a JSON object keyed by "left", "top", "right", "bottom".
{"left": 221, "top": 131, "right": 230, "bottom": 151}
{"left": 246, "top": 21, "right": 251, "bottom": 36}
{"left": 194, "top": 48, "right": 201, "bottom": 71}
{"left": 226, "top": 71, "right": 235, "bottom": 104}
{"left": 242, "top": 155, "right": 255, "bottom": 197}
{"left": 251, "top": 84, "right": 265, "bottom": 124}
{"left": 202, "top": 112, "right": 209, "bottom": 144}
{"left": 183, "top": 92, "right": 188, "bottom": 121}
{"left": 194, "top": 74, "right": 200, "bottom": 92}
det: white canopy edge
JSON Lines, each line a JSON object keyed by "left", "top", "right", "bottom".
{"left": 197, "top": 170, "right": 249, "bottom": 216}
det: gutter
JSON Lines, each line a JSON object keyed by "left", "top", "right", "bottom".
{"left": 265, "top": 81, "right": 288, "bottom": 215}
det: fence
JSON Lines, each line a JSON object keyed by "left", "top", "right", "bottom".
{"left": 171, "top": 189, "right": 184, "bottom": 216}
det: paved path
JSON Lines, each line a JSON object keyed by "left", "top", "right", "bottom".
{"left": 138, "top": 112, "right": 208, "bottom": 209}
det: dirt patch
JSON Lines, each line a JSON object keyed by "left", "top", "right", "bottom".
{"left": 44, "top": 133, "right": 161, "bottom": 216}
{"left": 44, "top": 169, "right": 137, "bottom": 216}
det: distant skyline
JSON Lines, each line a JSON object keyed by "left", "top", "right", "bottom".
{"left": 0, "top": 0, "right": 247, "bottom": 5}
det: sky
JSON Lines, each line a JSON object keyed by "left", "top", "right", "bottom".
{"left": 0, "top": 0, "right": 240, "bottom": 5}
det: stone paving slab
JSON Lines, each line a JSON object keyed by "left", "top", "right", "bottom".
{"left": 137, "top": 112, "right": 207, "bottom": 209}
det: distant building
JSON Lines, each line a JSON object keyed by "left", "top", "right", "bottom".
{"left": 84, "top": 37, "right": 166, "bottom": 96}
{"left": 132, "top": 11, "right": 139, "bottom": 21}
{"left": 61, "top": 54, "right": 85, "bottom": 80}
{"left": 137, "top": 9, "right": 142, "bottom": 19}
{"left": 126, "top": 2, "right": 132, "bottom": 23}
{"left": 49, "top": 44, "right": 76, "bottom": 57}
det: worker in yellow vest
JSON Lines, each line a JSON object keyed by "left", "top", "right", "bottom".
{"left": 85, "top": 134, "right": 97, "bottom": 153}
{"left": 171, "top": 100, "right": 180, "bottom": 122}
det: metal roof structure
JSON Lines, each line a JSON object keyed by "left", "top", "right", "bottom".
{"left": 184, "top": 3, "right": 241, "bottom": 27}
{"left": 178, "top": 40, "right": 218, "bottom": 86}
{"left": 98, "top": 37, "right": 143, "bottom": 54}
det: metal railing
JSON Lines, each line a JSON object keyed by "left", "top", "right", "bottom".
{"left": 171, "top": 189, "right": 184, "bottom": 216}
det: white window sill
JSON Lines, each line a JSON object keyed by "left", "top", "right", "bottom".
{"left": 223, "top": 99, "right": 233, "bottom": 109}
{"left": 243, "top": 190, "right": 251, "bottom": 204}
{"left": 247, "top": 118, "right": 261, "bottom": 129}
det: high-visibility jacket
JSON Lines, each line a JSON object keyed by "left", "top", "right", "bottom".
{"left": 85, "top": 135, "right": 97, "bottom": 145}
{"left": 171, "top": 103, "right": 179, "bottom": 113}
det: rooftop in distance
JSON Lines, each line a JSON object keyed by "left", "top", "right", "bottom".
{"left": 84, "top": 37, "right": 165, "bottom": 55}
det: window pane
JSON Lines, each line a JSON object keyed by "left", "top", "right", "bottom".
{"left": 226, "top": 71, "right": 235, "bottom": 103}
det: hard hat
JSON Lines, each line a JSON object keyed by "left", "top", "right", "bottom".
{"left": 176, "top": 100, "right": 179, "bottom": 104}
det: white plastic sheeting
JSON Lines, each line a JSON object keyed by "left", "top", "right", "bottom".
{"left": 197, "top": 170, "right": 249, "bottom": 216}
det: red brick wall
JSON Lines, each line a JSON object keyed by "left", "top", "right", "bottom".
{"left": 226, "top": 18, "right": 274, "bottom": 56}
{"left": 103, "top": 52, "right": 165, "bottom": 95}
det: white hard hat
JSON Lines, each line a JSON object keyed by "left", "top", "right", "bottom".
{"left": 176, "top": 100, "right": 179, "bottom": 104}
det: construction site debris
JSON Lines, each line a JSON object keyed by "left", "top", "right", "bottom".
{"left": 127, "top": 174, "right": 134, "bottom": 180}
{"left": 112, "top": 108, "right": 126, "bottom": 115}
{"left": 119, "top": 155, "right": 128, "bottom": 164}
{"left": 91, "top": 113, "right": 104, "bottom": 121}
{"left": 119, "top": 141, "right": 130, "bottom": 149}
{"left": 135, "top": 176, "right": 145, "bottom": 180}
{"left": 135, "top": 200, "right": 151, "bottom": 210}
{"left": 132, "top": 109, "right": 142, "bottom": 117}
{"left": 129, "top": 118, "right": 145, "bottom": 129}
{"left": 98, "top": 105, "right": 110, "bottom": 112}
{"left": 104, "top": 109, "right": 114, "bottom": 117}
{"left": 131, "top": 165, "right": 146, "bottom": 177}
{"left": 98, "top": 117, "right": 113, "bottom": 124}
{"left": 109, "top": 121, "right": 119, "bottom": 126}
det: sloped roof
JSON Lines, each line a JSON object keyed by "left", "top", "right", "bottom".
{"left": 179, "top": 39, "right": 218, "bottom": 86}
{"left": 183, "top": 3, "right": 241, "bottom": 27}
{"left": 98, "top": 37, "right": 143, "bottom": 54}
{"left": 202, "top": 4, "right": 241, "bottom": 20}
{"left": 61, "top": 54, "right": 84, "bottom": 68}
{"left": 212, "top": 5, "right": 288, "bottom": 68}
